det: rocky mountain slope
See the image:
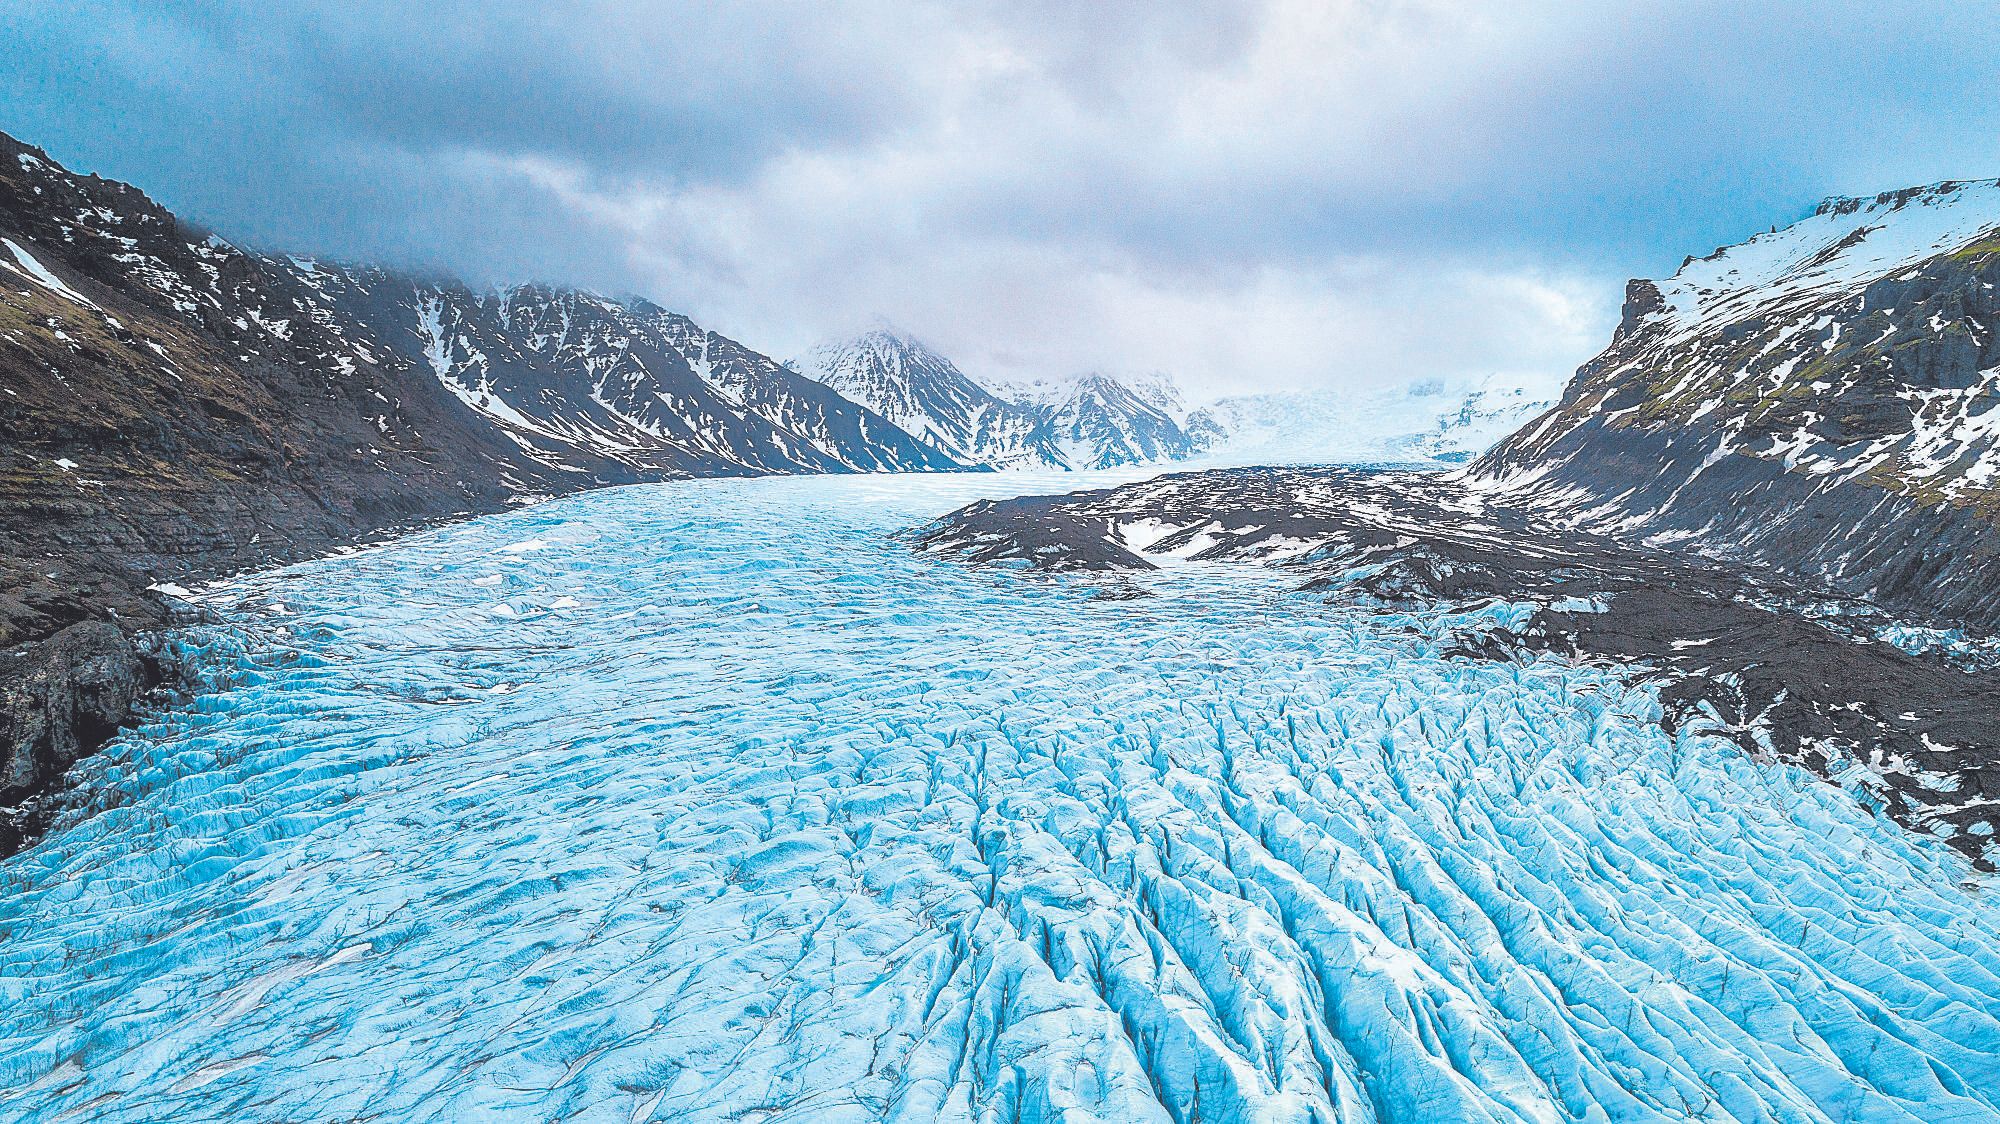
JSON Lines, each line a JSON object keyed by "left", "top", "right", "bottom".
{"left": 0, "top": 132, "right": 959, "bottom": 850}
{"left": 792, "top": 329, "right": 1057, "bottom": 468}
{"left": 1475, "top": 180, "right": 2000, "bottom": 629}
{"left": 289, "top": 271, "right": 957, "bottom": 479}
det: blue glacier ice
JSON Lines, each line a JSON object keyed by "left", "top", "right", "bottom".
{"left": 2, "top": 473, "right": 1999, "bottom": 1123}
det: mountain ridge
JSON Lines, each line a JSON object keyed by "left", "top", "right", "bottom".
{"left": 1473, "top": 174, "right": 2000, "bottom": 629}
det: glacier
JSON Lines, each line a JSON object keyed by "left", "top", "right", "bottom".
{"left": 1, "top": 473, "right": 1998, "bottom": 1123}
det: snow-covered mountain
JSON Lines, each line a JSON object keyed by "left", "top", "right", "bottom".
{"left": 285, "top": 270, "right": 963, "bottom": 478}
{"left": 991, "top": 369, "right": 1185, "bottom": 415}
{"left": 791, "top": 330, "right": 1059, "bottom": 468}
{"left": 1476, "top": 178, "right": 2000, "bottom": 628}
{"left": 982, "top": 370, "right": 1229, "bottom": 468}
{"left": 1198, "top": 375, "right": 1560, "bottom": 466}
{"left": 1033, "top": 372, "right": 1211, "bottom": 469}
{"left": 797, "top": 331, "right": 1219, "bottom": 469}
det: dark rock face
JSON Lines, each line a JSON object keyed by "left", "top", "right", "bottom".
{"left": 0, "top": 621, "right": 158, "bottom": 854}
{"left": 1475, "top": 180, "right": 2000, "bottom": 632}
{"left": 917, "top": 467, "right": 2000, "bottom": 868}
{"left": 0, "top": 130, "right": 964, "bottom": 851}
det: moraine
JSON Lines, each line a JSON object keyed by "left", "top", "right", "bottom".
{"left": 3, "top": 473, "right": 1999, "bottom": 1123}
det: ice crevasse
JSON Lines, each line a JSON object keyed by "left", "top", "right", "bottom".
{"left": 0, "top": 473, "right": 1997, "bottom": 1123}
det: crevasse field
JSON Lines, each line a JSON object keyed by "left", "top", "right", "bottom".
{"left": 3, "top": 474, "right": 1999, "bottom": 1124}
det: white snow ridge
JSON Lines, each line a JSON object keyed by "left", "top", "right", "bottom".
{"left": 2, "top": 474, "right": 1998, "bottom": 1123}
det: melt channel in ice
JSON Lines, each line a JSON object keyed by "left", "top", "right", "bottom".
{"left": 2, "top": 472, "right": 1999, "bottom": 1123}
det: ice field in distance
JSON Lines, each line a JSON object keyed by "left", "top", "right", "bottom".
{"left": 2, "top": 472, "right": 1999, "bottom": 1123}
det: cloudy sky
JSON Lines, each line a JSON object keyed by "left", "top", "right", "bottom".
{"left": 5, "top": 1, "right": 1998, "bottom": 397}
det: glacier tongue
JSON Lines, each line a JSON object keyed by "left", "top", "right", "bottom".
{"left": 2, "top": 474, "right": 1998, "bottom": 1123}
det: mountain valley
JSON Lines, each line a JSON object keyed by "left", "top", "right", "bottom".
{"left": 919, "top": 178, "right": 2000, "bottom": 869}
{"left": 0, "top": 133, "right": 971, "bottom": 847}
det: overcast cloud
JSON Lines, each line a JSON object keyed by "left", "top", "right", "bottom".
{"left": 5, "top": 1, "right": 1998, "bottom": 396}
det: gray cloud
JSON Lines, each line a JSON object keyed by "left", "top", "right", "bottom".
{"left": 4, "top": 1, "right": 1998, "bottom": 396}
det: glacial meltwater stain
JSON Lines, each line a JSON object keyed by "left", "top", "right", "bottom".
{"left": 1, "top": 474, "right": 1997, "bottom": 1123}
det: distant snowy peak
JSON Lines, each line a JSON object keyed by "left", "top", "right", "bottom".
{"left": 642, "top": 311, "right": 967, "bottom": 474}
{"left": 796, "top": 333, "right": 1218, "bottom": 470}
{"left": 796, "top": 328, "right": 963, "bottom": 412}
{"left": 982, "top": 369, "right": 1218, "bottom": 469}
{"left": 1038, "top": 373, "right": 1204, "bottom": 469}
{"left": 793, "top": 330, "right": 1061, "bottom": 469}
{"left": 1126, "top": 371, "right": 1197, "bottom": 423}
{"left": 969, "top": 364, "right": 1546, "bottom": 471}
{"left": 990, "top": 370, "right": 1185, "bottom": 414}
{"left": 1200, "top": 376, "right": 1559, "bottom": 466}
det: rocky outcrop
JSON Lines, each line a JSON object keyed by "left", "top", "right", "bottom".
{"left": 0, "top": 621, "right": 158, "bottom": 853}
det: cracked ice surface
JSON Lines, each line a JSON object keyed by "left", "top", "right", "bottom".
{"left": 4, "top": 474, "right": 2000, "bottom": 1123}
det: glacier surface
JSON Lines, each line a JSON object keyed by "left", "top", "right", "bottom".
{"left": 2, "top": 474, "right": 1999, "bottom": 1123}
